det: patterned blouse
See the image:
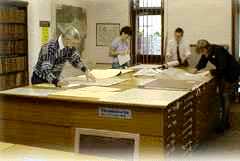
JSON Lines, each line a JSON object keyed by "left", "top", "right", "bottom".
{"left": 33, "top": 38, "right": 87, "bottom": 85}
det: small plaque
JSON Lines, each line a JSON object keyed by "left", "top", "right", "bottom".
{"left": 98, "top": 107, "right": 132, "bottom": 119}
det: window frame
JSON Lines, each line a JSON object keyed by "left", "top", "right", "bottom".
{"left": 130, "top": 0, "right": 164, "bottom": 65}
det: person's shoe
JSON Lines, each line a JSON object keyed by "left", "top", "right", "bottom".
{"left": 224, "top": 121, "right": 231, "bottom": 130}
{"left": 215, "top": 126, "right": 225, "bottom": 134}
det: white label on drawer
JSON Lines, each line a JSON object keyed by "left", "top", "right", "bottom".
{"left": 98, "top": 107, "right": 132, "bottom": 119}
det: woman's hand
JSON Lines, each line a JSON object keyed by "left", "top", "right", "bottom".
{"left": 56, "top": 80, "right": 69, "bottom": 88}
{"left": 85, "top": 71, "right": 96, "bottom": 82}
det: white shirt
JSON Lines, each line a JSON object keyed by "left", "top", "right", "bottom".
{"left": 166, "top": 39, "right": 191, "bottom": 67}
{"left": 58, "top": 35, "right": 65, "bottom": 50}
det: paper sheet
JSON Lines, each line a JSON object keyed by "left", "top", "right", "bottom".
{"left": 100, "top": 88, "right": 188, "bottom": 107}
{"left": 133, "top": 68, "right": 163, "bottom": 77}
{"left": 67, "top": 77, "right": 129, "bottom": 87}
{"left": 33, "top": 83, "right": 56, "bottom": 88}
{"left": 142, "top": 79, "right": 202, "bottom": 91}
{"left": 77, "top": 86, "right": 121, "bottom": 92}
{"left": 130, "top": 64, "right": 162, "bottom": 71}
{"left": 135, "top": 78, "right": 157, "bottom": 87}
{"left": 119, "top": 69, "right": 134, "bottom": 74}
{"left": 118, "top": 55, "right": 130, "bottom": 65}
{"left": 0, "top": 87, "right": 60, "bottom": 97}
{"left": 51, "top": 89, "right": 119, "bottom": 99}
{"left": 155, "top": 68, "right": 212, "bottom": 81}
{"left": 77, "top": 69, "right": 121, "bottom": 80}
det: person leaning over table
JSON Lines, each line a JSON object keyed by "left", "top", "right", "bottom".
{"left": 109, "top": 26, "right": 132, "bottom": 69}
{"left": 192, "top": 39, "right": 240, "bottom": 133}
{"left": 31, "top": 26, "right": 96, "bottom": 87}
{"left": 162, "top": 28, "right": 191, "bottom": 68}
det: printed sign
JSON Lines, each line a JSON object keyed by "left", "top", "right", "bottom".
{"left": 98, "top": 107, "right": 132, "bottom": 119}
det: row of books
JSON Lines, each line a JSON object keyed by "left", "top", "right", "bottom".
{"left": 0, "top": 56, "right": 26, "bottom": 74}
{"left": 0, "top": 40, "right": 26, "bottom": 54}
{"left": 0, "top": 7, "right": 25, "bottom": 23}
{"left": 0, "top": 24, "right": 25, "bottom": 39}
{"left": 0, "top": 72, "right": 27, "bottom": 90}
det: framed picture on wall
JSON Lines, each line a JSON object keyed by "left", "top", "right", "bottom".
{"left": 96, "top": 23, "right": 120, "bottom": 46}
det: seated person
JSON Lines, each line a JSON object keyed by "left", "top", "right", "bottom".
{"left": 109, "top": 26, "right": 132, "bottom": 69}
{"left": 163, "top": 28, "right": 191, "bottom": 68}
{"left": 32, "top": 26, "right": 96, "bottom": 87}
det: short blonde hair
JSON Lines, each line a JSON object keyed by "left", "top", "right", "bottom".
{"left": 196, "top": 39, "right": 210, "bottom": 54}
{"left": 62, "top": 26, "right": 80, "bottom": 40}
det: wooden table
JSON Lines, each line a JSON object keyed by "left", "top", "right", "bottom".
{"left": 0, "top": 142, "right": 117, "bottom": 161}
{"left": 0, "top": 69, "right": 218, "bottom": 161}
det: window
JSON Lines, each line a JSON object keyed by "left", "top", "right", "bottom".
{"left": 131, "top": 0, "right": 164, "bottom": 64}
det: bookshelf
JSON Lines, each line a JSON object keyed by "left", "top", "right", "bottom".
{"left": 0, "top": 1, "right": 28, "bottom": 91}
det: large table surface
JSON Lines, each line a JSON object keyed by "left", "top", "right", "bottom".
{"left": 0, "top": 68, "right": 213, "bottom": 109}
{"left": 0, "top": 142, "right": 116, "bottom": 161}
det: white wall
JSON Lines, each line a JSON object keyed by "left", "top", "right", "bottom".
{"left": 93, "top": 0, "right": 130, "bottom": 64}
{"left": 165, "top": 0, "right": 232, "bottom": 49}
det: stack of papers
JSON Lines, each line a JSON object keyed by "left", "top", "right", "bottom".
{"left": 33, "top": 77, "right": 129, "bottom": 89}
{"left": 155, "top": 68, "right": 212, "bottom": 81}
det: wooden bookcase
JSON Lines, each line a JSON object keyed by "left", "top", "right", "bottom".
{"left": 0, "top": 1, "right": 28, "bottom": 91}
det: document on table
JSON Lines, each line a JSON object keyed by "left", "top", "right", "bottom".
{"left": 0, "top": 87, "right": 61, "bottom": 97}
{"left": 100, "top": 88, "right": 189, "bottom": 107}
{"left": 77, "top": 69, "right": 123, "bottom": 80}
{"left": 155, "top": 68, "right": 212, "bottom": 81}
{"left": 120, "top": 69, "right": 134, "bottom": 74}
{"left": 77, "top": 86, "right": 121, "bottom": 92}
{"left": 50, "top": 88, "right": 119, "bottom": 99}
{"left": 142, "top": 79, "right": 202, "bottom": 91}
{"left": 33, "top": 83, "right": 56, "bottom": 88}
{"left": 133, "top": 68, "right": 163, "bottom": 77}
{"left": 67, "top": 77, "right": 129, "bottom": 87}
{"left": 135, "top": 78, "right": 157, "bottom": 87}
{"left": 130, "top": 64, "right": 162, "bottom": 71}
{"left": 118, "top": 55, "right": 130, "bottom": 66}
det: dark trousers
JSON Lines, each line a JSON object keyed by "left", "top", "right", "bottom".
{"left": 217, "top": 80, "right": 232, "bottom": 131}
{"left": 31, "top": 72, "right": 48, "bottom": 85}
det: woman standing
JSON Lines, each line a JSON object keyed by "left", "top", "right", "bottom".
{"left": 109, "top": 26, "right": 132, "bottom": 69}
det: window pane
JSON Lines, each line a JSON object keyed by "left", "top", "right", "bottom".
{"left": 137, "top": 15, "right": 161, "bottom": 55}
{"left": 139, "top": 0, "right": 161, "bottom": 7}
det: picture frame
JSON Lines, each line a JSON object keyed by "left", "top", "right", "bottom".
{"left": 96, "top": 23, "right": 120, "bottom": 46}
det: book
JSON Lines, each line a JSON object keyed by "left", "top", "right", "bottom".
{"left": 0, "top": 6, "right": 28, "bottom": 91}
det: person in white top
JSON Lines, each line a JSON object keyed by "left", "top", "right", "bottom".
{"left": 164, "top": 28, "right": 191, "bottom": 68}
